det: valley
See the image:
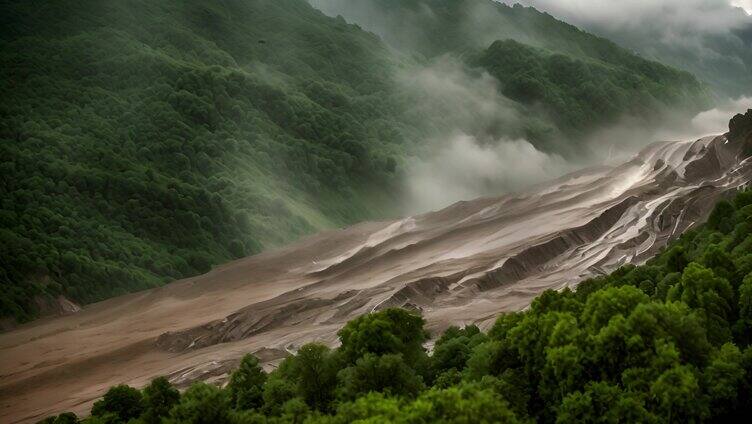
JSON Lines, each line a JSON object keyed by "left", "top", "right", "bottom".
{"left": 2, "top": 122, "right": 750, "bottom": 422}
{"left": 0, "top": 0, "right": 712, "bottom": 324}
{"left": 2, "top": 1, "right": 752, "bottom": 422}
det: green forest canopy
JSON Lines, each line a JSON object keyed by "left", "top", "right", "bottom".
{"left": 0, "top": 0, "right": 712, "bottom": 323}
{"left": 0, "top": 0, "right": 410, "bottom": 322}
{"left": 40, "top": 183, "right": 752, "bottom": 423}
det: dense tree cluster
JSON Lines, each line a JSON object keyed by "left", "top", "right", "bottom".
{"left": 41, "top": 188, "right": 752, "bottom": 423}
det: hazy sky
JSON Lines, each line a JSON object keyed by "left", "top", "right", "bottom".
{"left": 499, "top": 0, "right": 752, "bottom": 97}
{"left": 500, "top": 0, "right": 752, "bottom": 32}
{"left": 732, "top": 0, "right": 752, "bottom": 14}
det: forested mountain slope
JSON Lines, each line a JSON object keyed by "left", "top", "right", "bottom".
{"left": 503, "top": 0, "right": 752, "bottom": 98}
{"left": 0, "top": 0, "right": 711, "bottom": 324}
{"left": 588, "top": 19, "right": 752, "bottom": 98}
{"left": 311, "top": 0, "right": 711, "bottom": 140}
{"left": 0, "top": 0, "right": 411, "bottom": 323}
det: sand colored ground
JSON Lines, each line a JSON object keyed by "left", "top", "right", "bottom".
{"left": 1, "top": 133, "right": 750, "bottom": 423}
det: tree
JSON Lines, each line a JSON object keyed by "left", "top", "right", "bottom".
{"left": 168, "top": 382, "right": 231, "bottom": 424}
{"left": 142, "top": 377, "right": 180, "bottom": 423}
{"left": 278, "top": 398, "right": 311, "bottom": 424}
{"left": 431, "top": 335, "right": 473, "bottom": 375}
{"left": 700, "top": 245, "right": 737, "bottom": 282}
{"left": 669, "top": 263, "right": 734, "bottom": 345}
{"left": 405, "top": 384, "right": 524, "bottom": 423}
{"left": 332, "top": 392, "right": 402, "bottom": 423}
{"left": 581, "top": 286, "right": 649, "bottom": 332}
{"left": 736, "top": 275, "right": 752, "bottom": 345}
{"left": 53, "top": 413, "right": 78, "bottom": 424}
{"left": 35, "top": 413, "right": 79, "bottom": 424}
{"left": 738, "top": 274, "right": 752, "bottom": 321}
{"left": 649, "top": 365, "right": 708, "bottom": 423}
{"left": 91, "top": 384, "right": 144, "bottom": 423}
{"left": 261, "top": 377, "right": 297, "bottom": 417}
{"left": 187, "top": 253, "right": 212, "bottom": 274}
{"left": 542, "top": 344, "right": 585, "bottom": 405}
{"left": 337, "top": 308, "right": 428, "bottom": 366}
{"left": 707, "top": 200, "right": 735, "bottom": 233}
{"left": 476, "top": 373, "right": 531, "bottom": 418}
{"left": 704, "top": 343, "right": 745, "bottom": 418}
{"left": 488, "top": 312, "right": 524, "bottom": 340}
{"left": 664, "top": 246, "right": 688, "bottom": 273}
{"left": 337, "top": 353, "right": 425, "bottom": 400}
{"left": 557, "top": 382, "right": 656, "bottom": 423}
{"left": 290, "top": 343, "right": 338, "bottom": 411}
{"left": 433, "top": 368, "right": 463, "bottom": 389}
{"left": 228, "top": 354, "right": 266, "bottom": 410}
{"left": 228, "top": 239, "right": 246, "bottom": 259}
{"left": 434, "top": 324, "right": 482, "bottom": 346}
{"left": 463, "top": 341, "right": 514, "bottom": 381}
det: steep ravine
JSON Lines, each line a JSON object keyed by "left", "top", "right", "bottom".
{"left": 1, "top": 115, "right": 751, "bottom": 422}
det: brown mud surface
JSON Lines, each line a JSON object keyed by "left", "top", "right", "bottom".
{"left": 2, "top": 133, "right": 750, "bottom": 422}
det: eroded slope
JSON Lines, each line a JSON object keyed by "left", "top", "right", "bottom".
{"left": 1, "top": 125, "right": 751, "bottom": 422}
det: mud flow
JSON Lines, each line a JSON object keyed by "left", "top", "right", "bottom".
{"left": 2, "top": 132, "right": 750, "bottom": 422}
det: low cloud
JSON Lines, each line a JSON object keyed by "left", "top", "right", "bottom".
{"left": 499, "top": 1, "right": 752, "bottom": 97}
{"left": 404, "top": 95, "right": 751, "bottom": 214}
{"left": 308, "top": 0, "right": 438, "bottom": 53}
{"left": 405, "top": 133, "right": 572, "bottom": 213}
{"left": 581, "top": 96, "right": 752, "bottom": 165}
{"left": 501, "top": 0, "right": 751, "bottom": 34}
{"left": 307, "top": 1, "right": 751, "bottom": 212}
{"left": 396, "top": 59, "right": 751, "bottom": 214}
{"left": 690, "top": 96, "right": 752, "bottom": 135}
{"left": 731, "top": 0, "right": 752, "bottom": 14}
{"left": 497, "top": 1, "right": 752, "bottom": 98}
{"left": 395, "top": 57, "right": 521, "bottom": 137}
{"left": 394, "top": 57, "right": 568, "bottom": 213}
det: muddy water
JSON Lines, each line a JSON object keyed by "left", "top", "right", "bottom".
{"left": 1, "top": 133, "right": 750, "bottom": 423}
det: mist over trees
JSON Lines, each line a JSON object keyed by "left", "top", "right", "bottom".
{"left": 473, "top": 38, "right": 707, "bottom": 139}
{"left": 310, "top": 0, "right": 712, "bottom": 136}
{"left": 504, "top": 0, "right": 752, "bottom": 98}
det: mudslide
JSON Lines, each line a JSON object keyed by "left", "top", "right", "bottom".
{"left": 1, "top": 131, "right": 751, "bottom": 422}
